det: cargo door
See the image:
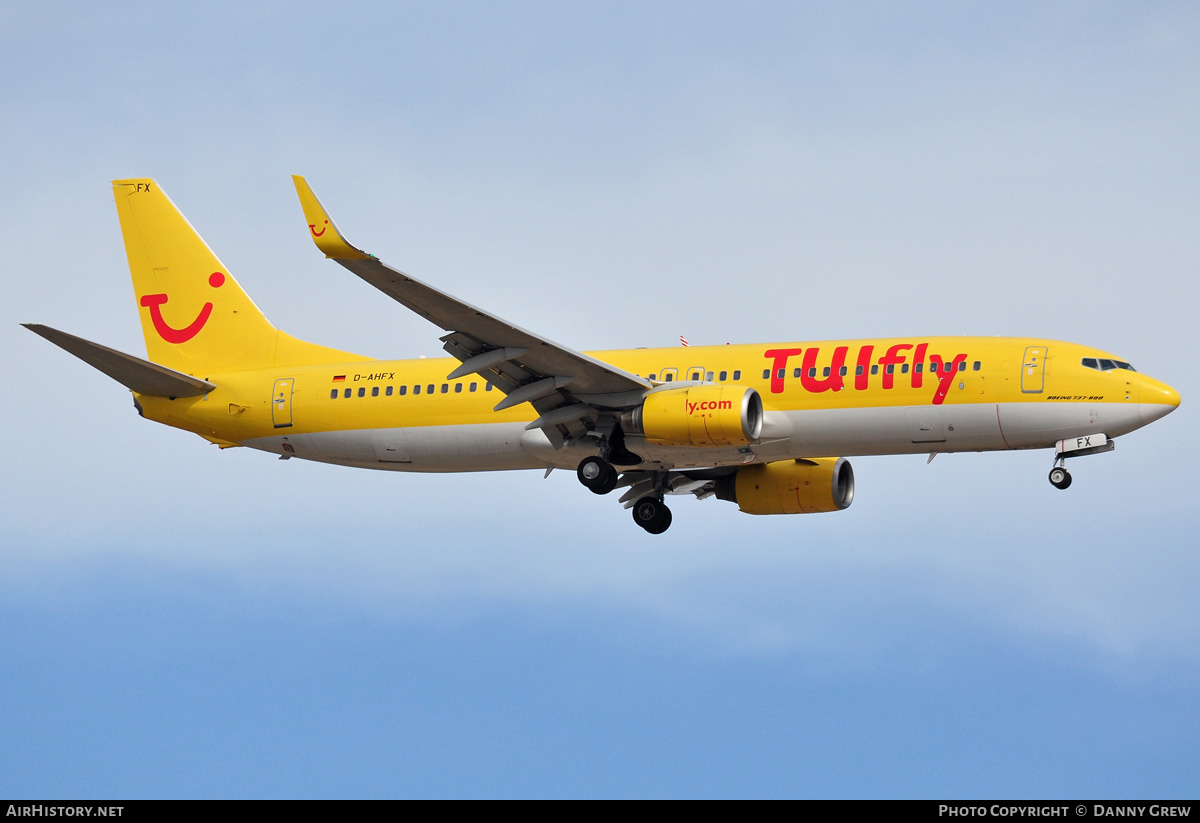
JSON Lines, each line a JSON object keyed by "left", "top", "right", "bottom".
{"left": 905, "top": 407, "right": 945, "bottom": 443}
{"left": 372, "top": 431, "right": 411, "bottom": 463}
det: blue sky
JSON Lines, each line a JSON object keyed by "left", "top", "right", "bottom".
{"left": 2, "top": 1, "right": 1197, "bottom": 798}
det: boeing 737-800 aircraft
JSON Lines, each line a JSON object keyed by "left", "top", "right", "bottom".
{"left": 24, "top": 178, "right": 1181, "bottom": 534}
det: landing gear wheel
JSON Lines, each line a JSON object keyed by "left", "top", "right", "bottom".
{"left": 577, "top": 456, "right": 617, "bottom": 495}
{"left": 632, "top": 496, "right": 672, "bottom": 534}
{"left": 646, "top": 507, "right": 672, "bottom": 535}
{"left": 1048, "top": 466, "right": 1072, "bottom": 490}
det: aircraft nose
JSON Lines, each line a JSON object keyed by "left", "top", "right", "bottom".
{"left": 1140, "top": 383, "right": 1181, "bottom": 425}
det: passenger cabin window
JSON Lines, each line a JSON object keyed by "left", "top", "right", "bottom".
{"left": 706, "top": 371, "right": 714, "bottom": 382}
{"left": 839, "top": 366, "right": 847, "bottom": 377}
{"left": 719, "top": 371, "right": 728, "bottom": 381}
{"left": 664, "top": 374, "right": 674, "bottom": 382}
{"left": 427, "top": 384, "right": 435, "bottom": 394}
{"left": 344, "top": 388, "right": 352, "bottom": 398}
{"left": 455, "top": 383, "right": 463, "bottom": 393}
{"left": 648, "top": 374, "right": 657, "bottom": 380}
{"left": 691, "top": 372, "right": 700, "bottom": 381}
{"left": 973, "top": 361, "right": 981, "bottom": 371}
{"left": 371, "top": 387, "right": 379, "bottom": 397}
{"left": 958, "top": 361, "right": 966, "bottom": 372}
{"left": 414, "top": 385, "right": 421, "bottom": 395}
{"left": 793, "top": 368, "right": 802, "bottom": 378}
{"left": 441, "top": 384, "right": 449, "bottom": 393}
{"left": 762, "top": 369, "right": 770, "bottom": 380}
{"left": 871, "top": 365, "right": 879, "bottom": 375}
{"left": 385, "top": 386, "right": 393, "bottom": 396}
{"left": 733, "top": 370, "right": 741, "bottom": 381}
{"left": 470, "top": 383, "right": 477, "bottom": 392}
{"left": 330, "top": 389, "right": 338, "bottom": 399}
{"left": 399, "top": 385, "right": 407, "bottom": 395}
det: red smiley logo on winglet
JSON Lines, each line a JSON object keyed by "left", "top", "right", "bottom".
{"left": 309, "top": 220, "right": 328, "bottom": 237}
{"left": 140, "top": 272, "right": 225, "bottom": 343}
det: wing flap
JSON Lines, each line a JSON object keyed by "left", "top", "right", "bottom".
{"left": 23, "top": 324, "right": 216, "bottom": 397}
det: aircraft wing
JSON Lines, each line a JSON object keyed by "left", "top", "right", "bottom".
{"left": 293, "top": 176, "right": 652, "bottom": 444}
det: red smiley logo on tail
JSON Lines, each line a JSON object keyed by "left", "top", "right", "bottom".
{"left": 140, "top": 272, "right": 225, "bottom": 343}
{"left": 309, "top": 220, "right": 328, "bottom": 237}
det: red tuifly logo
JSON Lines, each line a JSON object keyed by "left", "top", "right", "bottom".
{"left": 140, "top": 272, "right": 225, "bottom": 344}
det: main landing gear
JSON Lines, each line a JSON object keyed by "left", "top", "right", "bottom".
{"left": 577, "top": 455, "right": 618, "bottom": 495}
{"left": 1048, "top": 458, "right": 1072, "bottom": 490}
{"left": 631, "top": 496, "right": 672, "bottom": 535}
{"left": 576, "top": 455, "right": 673, "bottom": 534}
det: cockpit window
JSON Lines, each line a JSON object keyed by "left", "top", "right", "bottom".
{"left": 1083, "top": 356, "right": 1137, "bottom": 372}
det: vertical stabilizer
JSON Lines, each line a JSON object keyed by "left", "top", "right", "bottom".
{"left": 112, "top": 179, "right": 363, "bottom": 375}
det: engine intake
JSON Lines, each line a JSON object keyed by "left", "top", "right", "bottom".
{"left": 715, "top": 457, "right": 854, "bottom": 515}
{"left": 622, "top": 385, "right": 763, "bottom": 448}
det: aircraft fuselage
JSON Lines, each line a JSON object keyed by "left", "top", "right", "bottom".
{"left": 135, "top": 336, "right": 1178, "bottom": 473}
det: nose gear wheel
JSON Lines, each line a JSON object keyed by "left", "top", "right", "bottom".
{"left": 1048, "top": 456, "right": 1072, "bottom": 490}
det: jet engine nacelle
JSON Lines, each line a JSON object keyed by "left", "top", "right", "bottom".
{"left": 622, "top": 385, "right": 763, "bottom": 448}
{"left": 714, "top": 457, "right": 855, "bottom": 515}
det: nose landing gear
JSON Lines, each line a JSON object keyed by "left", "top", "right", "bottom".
{"left": 1047, "top": 433, "right": 1114, "bottom": 490}
{"left": 1048, "top": 458, "right": 1072, "bottom": 490}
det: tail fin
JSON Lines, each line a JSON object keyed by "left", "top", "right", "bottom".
{"left": 112, "top": 179, "right": 364, "bottom": 374}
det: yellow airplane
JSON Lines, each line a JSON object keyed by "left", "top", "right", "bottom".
{"left": 24, "top": 178, "right": 1181, "bottom": 534}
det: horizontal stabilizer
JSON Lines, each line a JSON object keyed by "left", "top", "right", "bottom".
{"left": 23, "top": 324, "right": 216, "bottom": 397}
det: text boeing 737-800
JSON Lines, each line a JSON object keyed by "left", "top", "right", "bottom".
{"left": 24, "top": 178, "right": 1180, "bottom": 534}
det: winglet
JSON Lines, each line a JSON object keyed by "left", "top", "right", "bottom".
{"left": 291, "top": 175, "right": 373, "bottom": 261}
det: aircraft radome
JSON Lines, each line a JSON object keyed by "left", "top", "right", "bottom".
{"left": 24, "top": 178, "right": 1181, "bottom": 534}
